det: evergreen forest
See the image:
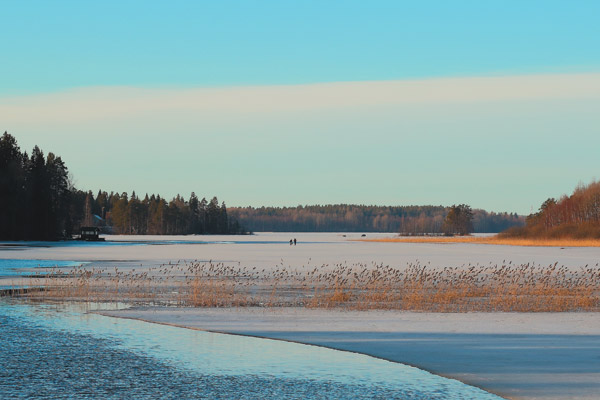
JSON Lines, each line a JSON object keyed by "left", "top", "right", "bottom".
{"left": 0, "top": 132, "right": 246, "bottom": 240}
{"left": 75, "top": 191, "right": 244, "bottom": 236}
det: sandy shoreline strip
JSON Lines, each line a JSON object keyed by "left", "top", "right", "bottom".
{"left": 360, "top": 236, "right": 600, "bottom": 247}
{"left": 97, "top": 307, "right": 600, "bottom": 400}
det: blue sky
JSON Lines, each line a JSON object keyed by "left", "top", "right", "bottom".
{"left": 4, "top": 1, "right": 600, "bottom": 93}
{"left": 2, "top": 1, "right": 600, "bottom": 214}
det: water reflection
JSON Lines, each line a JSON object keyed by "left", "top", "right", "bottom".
{"left": 0, "top": 301, "right": 505, "bottom": 399}
{"left": 0, "top": 259, "right": 88, "bottom": 277}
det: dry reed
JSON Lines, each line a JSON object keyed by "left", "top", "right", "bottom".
{"left": 361, "top": 236, "right": 600, "bottom": 247}
{"left": 13, "top": 259, "right": 600, "bottom": 312}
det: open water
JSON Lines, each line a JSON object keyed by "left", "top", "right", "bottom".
{"left": 0, "top": 301, "right": 505, "bottom": 399}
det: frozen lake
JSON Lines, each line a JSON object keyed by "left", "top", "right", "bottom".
{"left": 1, "top": 233, "right": 599, "bottom": 276}
{"left": 2, "top": 233, "right": 599, "bottom": 399}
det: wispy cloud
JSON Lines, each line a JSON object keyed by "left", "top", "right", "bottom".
{"left": 2, "top": 73, "right": 600, "bottom": 124}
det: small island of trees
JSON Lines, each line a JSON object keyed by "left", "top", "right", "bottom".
{"left": 442, "top": 204, "right": 474, "bottom": 236}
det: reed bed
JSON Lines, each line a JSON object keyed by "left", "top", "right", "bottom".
{"left": 14, "top": 259, "right": 600, "bottom": 312}
{"left": 362, "top": 236, "right": 600, "bottom": 247}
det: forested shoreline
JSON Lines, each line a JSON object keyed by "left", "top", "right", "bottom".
{"left": 0, "top": 133, "right": 71, "bottom": 240}
{"left": 502, "top": 180, "right": 600, "bottom": 239}
{"left": 229, "top": 205, "right": 524, "bottom": 233}
{"left": 1, "top": 131, "right": 525, "bottom": 240}
{"left": 0, "top": 132, "right": 246, "bottom": 240}
{"left": 76, "top": 190, "right": 245, "bottom": 236}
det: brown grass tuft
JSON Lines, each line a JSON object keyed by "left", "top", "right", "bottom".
{"left": 12, "top": 259, "right": 600, "bottom": 312}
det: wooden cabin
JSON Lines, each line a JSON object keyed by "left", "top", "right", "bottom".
{"left": 79, "top": 227, "right": 104, "bottom": 241}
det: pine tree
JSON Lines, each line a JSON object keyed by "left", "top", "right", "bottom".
{"left": 443, "top": 204, "right": 474, "bottom": 236}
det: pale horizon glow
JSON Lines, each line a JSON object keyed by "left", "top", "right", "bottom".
{"left": 2, "top": 72, "right": 599, "bottom": 215}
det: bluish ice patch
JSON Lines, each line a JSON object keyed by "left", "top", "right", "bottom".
{"left": 0, "top": 239, "right": 329, "bottom": 249}
{"left": 0, "top": 240, "right": 147, "bottom": 249}
{"left": 0, "top": 259, "right": 88, "bottom": 277}
{"left": 0, "top": 301, "right": 506, "bottom": 400}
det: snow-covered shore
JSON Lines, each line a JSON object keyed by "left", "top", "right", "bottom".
{"left": 98, "top": 307, "right": 600, "bottom": 400}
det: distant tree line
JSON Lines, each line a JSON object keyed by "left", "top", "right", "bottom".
{"left": 502, "top": 180, "right": 600, "bottom": 239}
{"left": 0, "top": 132, "right": 246, "bottom": 240}
{"left": 74, "top": 190, "right": 246, "bottom": 235}
{"left": 229, "top": 204, "right": 524, "bottom": 233}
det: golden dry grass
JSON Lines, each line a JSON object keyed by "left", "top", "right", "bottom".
{"left": 360, "top": 236, "right": 600, "bottom": 247}
{"left": 11, "top": 259, "right": 600, "bottom": 312}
